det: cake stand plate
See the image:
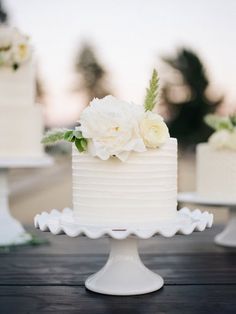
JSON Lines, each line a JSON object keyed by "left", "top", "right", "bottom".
{"left": 35, "top": 207, "right": 213, "bottom": 295}
{"left": 0, "top": 156, "right": 53, "bottom": 246}
{"left": 178, "top": 192, "right": 236, "bottom": 247}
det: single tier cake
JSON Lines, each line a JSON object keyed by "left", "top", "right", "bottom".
{"left": 0, "top": 26, "right": 44, "bottom": 158}
{"left": 72, "top": 138, "right": 177, "bottom": 225}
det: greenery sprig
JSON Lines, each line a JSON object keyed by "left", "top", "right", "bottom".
{"left": 41, "top": 129, "right": 87, "bottom": 152}
{"left": 144, "top": 69, "right": 159, "bottom": 112}
{"left": 205, "top": 114, "right": 236, "bottom": 132}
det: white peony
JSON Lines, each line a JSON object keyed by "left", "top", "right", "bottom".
{"left": 78, "top": 96, "right": 146, "bottom": 161}
{"left": 208, "top": 129, "right": 232, "bottom": 149}
{"left": 140, "top": 111, "right": 169, "bottom": 148}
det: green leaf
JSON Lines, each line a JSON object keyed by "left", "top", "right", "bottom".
{"left": 75, "top": 139, "right": 83, "bottom": 152}
{"left": 64, "top": 130, "right": 75, "bottom": 142}
{"left": 80, "top": 138, "right": 87, "bottom": 150}
{"left": 230, "top": 115, "right": 236, "bottom": 127}
{"left": 204, "top": 114, "right": 234, "bottom": 132}
{"left": 74, "top": 138, "right": 87, "bottom": 152}
{"left": 144, "top": 69, "right": 159, "bottom": 112}
{"left": 41, "top": 129, "right": 66, "bottom": 145}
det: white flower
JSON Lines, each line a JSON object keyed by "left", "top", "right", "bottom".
{"left": 78, "top": 96, "right": 146, "bottom": 161}
{"left": 140, "top": 111, "right": 169, "bottom": 148}
{"left": 209, "top": 129, "right": 232, "bottom": 149}
{"left": 12, "top": 30, "right": 31, "bottom": 64}
{"left": 12, "top": 39, "right": 31, "bottom": 64}
{"left": 228, "top": 129, "right": 236, "bottom": 150}
{"left": 0, "top": 26, "right": 31, "bottom": 67}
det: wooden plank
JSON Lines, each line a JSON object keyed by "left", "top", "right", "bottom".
{"left": 0, "top": 285, "right": 235, "bottom": 314}
{"left": 0, "top": 253, "right": 236, "bottom": 286}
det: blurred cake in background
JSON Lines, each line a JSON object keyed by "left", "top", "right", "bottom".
{"left": 0, "top": 26, "right": 44, "bottom": 158}
{"left": 196, "top": 114, "right": 236, "bottom": 202}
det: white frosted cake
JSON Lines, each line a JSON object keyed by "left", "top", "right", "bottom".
{"left": 72, "top": 138, "right": 177, "bottom": 225}
{"left": 0, "top": 26, "right": 44, "bottom": 158}
{"left": 43, "top": 71, "right": 178, "bottom": 225}
{"left": 196, "top": 114, "right": 236, "bottom": 203}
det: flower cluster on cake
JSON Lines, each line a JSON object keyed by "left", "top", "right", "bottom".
{"left": 0, "top": 26, "right": 32, "bottom": 70}
{"left": 43, "top": 70, "right": 170, "bottom": 161}
{"left": 43, "top": 71, "right": 177, "bottom": 226}
{"left": 0, "top": 25, "right": 44, "bottom": 159}
{"left": 196, "top": 114, "right": 236, "bottom": 203}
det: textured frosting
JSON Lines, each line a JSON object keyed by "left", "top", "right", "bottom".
{"left": 72, "top": 138, "right": 177, "bottom": 226}
{"left": 0, "top": 60, "right": 35, "bottom": 107}
{"left": 197, "top": 143, "right": 236, "bottom": 202}
{"left": 0, "top": 106, "right": 44, "bottom": 158}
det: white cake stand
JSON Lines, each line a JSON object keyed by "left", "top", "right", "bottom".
{"left": 0, "top": 156, "right": 53, "bottom": 246}
{"left": 178, "top": 192, "right": 236, "bottom": 247}
{"left": 35, "top": 207, "right": 213, "bottom": 296}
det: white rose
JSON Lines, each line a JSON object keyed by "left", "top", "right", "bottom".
{"left": 140, "top": 111, "right": 170, "bottom": 148}
{"left": 78, "top": 95, "right": 146, "bottom": 161}
{"left": 12, "top": 32, "right": 31, "bottom": 64}
{"left": 208, "top": 130, "right": 231, "bottom": 149}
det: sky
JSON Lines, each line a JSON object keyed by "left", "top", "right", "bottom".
{"left": 4, "top": 0, "right": 236, "bottom": 125}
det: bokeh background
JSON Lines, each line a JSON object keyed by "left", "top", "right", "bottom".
{"left": 2, "top": 0, "right": 236, "bottom": 225}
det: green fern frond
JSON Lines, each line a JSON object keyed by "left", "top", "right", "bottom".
{"left": 41, "top": 129, "right": 67, "bottom": 145}
{"left": 41, "top": 128, "right": 87, "bottom": 153}
{"left": 144, "top": 69, "right": 159, "bottom": 112}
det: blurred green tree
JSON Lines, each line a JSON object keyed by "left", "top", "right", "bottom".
{"left": 162, "top": 48, "right": 223, "bottom": 149}
{"left": 0, "top": 1, "right": 8, "bottom": 24}
{"left": 75, "top": 44, "right": 111, "bottom": 104}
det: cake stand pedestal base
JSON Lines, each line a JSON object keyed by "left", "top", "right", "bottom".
{"left": 85, "top": 237, "right": 163, "bottom": 296}
{"left": 215, "top": 207, "right": 236, "bottom": 247}
{"left": 0, "top": 169, "right": 31, "bottom": 246}
{"left": 0, "top": 156, "right": 53, "bottom": 246}
{"left": 35, "top": 207, "right": 213, "bottom": 295}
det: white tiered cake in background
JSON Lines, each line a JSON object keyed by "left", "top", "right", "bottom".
{"left": 72, "top": 138, "right": 177, "bottom": 225}
{"left": 0, "top": 26, "right": 44, "bottom": 158}
{"left": 196, "top": 114, "right": 236, "bottom": 203}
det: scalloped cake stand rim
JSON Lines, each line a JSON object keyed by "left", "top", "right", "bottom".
{"left": 34, "top": 207, "right": 213, "bottom": 240}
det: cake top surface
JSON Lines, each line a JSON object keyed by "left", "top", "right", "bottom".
{"left": 204, "top": 114, "right": 236, "bottom": 151}
{"left": 0, "top": 25, "right": 32, "bottom": 70}
{"left": 42, "top": 70, "right": 173, "bottom": 161}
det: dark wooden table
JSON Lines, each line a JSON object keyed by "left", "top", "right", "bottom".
{"left": 0, "top": 225, "right": 236, "bottom": 314}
